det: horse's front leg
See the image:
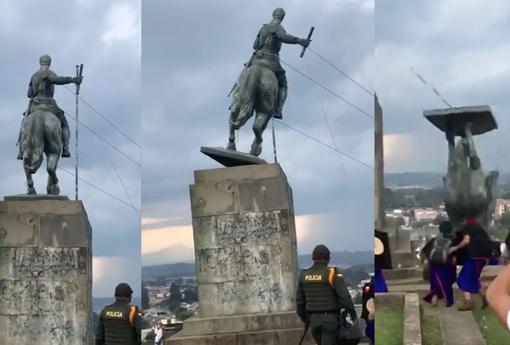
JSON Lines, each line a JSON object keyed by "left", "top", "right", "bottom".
{"left": 24, "top": 164, "right": 36, "bottom": 195}
{"left": 250, "top": 112, "right": 271, "bottom": 157}
{"left": 46, "top": 154, "right": 60, "bottom": 195}
{"left": 227, "top": 117, "right": 237, "bottom": 151}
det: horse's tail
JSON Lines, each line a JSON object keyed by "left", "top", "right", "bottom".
{"left": 21, "top": 111, "right": 44, "bottom": 173}
{"left": 230, "top": 66, "right": 260, "bottom": 129}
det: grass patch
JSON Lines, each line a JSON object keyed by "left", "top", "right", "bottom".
{"left": 421, "top": 309, "right": 442, "bottom": 345}
{"left": 418, "top": 291, "right": 442, "bottom": 345}
{"left": 375, "top": 307, "right": 403, "bottom": 345}
{"left": 472, "top": 299, "right": 510, "bottom": 345}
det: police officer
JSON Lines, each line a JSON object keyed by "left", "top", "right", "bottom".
{"left": 296, "top": 244, "right": 357, "bottom": 345}
{"left": 96, "top": 283, "right": 142, "bottom": 345}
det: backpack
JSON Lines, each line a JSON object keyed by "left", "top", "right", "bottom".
{"left": 429, "top": 237, "right": 451, "bottom": 265}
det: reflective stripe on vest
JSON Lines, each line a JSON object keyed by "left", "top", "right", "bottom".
{"left": 128, "top": 305, "right": 136, "bottom": 327}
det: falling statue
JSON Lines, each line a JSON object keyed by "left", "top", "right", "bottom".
{"left": 424, "top": 105, "right": 498, "bottom": 229}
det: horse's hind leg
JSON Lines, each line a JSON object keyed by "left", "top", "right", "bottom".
{"left": 250, "top": 112, "right": 271, "bottom": 156}
{"left": 227, "top": 120, "right": 236, "bottom": 151}
{"left": 46, "top": 154, "right": 60, "bottom": 195}
{"left": 24, "top": 166, "right": 36, "bottom": 195}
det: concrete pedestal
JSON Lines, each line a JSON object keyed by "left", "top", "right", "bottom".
{"left": 0, "top": 195, "right": 92, "bottom": 345}
{"left": 170, "top": 164, "right": 311, "bottom": 344}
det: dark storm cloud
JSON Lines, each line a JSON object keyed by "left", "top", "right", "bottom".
{"left": 142, "top": 0, "right": 374, "bottom": 261}
{"left": 376, "top": 0, "right": 510, "bottom": 173}
{"left": 0, "top": 0, "right": 141, "bottom": 296}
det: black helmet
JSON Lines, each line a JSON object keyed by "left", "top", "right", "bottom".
{"left": 114, "top": 283, "right": 133, "bottom": 298}
{"left": 39, "top": 54, "right": 51, "bottom": 66}
{"left": 312, "top": 244, "right": 330, "bottom": 261}
{"left": 272, "top": 7, "right": 285, "bottom": 20}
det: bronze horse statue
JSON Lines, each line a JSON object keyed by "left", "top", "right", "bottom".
{"left": 19, "top": 107, "right": 63, "bottom": 195}
{"left": 227, "top": 63, "right": 278, "bottom": 156}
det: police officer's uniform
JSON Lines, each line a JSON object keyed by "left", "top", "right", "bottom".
{"left": 296, "top": 245, "right": 357, "bottom": 345}
{"left": 96, "top": 283, "right": 142, "bottom": 345}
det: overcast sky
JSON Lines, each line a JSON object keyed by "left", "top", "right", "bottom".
{"left": 142, "top": 0, "right": 374, "bottom": 266}
{"left": 0, "top": 0, "right": 141, "bottom": 297}
{"left": 377, "top": 0, "right": 510, "bottom": 174}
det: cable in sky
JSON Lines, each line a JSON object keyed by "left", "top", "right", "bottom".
{"left": 81, "top": 105, "right": 137, "bottom": 210}
{"left": 277, "top": 120, "right": 373, "bottom": 170}
{"left": 309, "top": 47, "right": 374, "bottom": 96}
{"left": 409, "top": 67, "right": 453, "bottom": 108}
{"left": 64, "top": 109, "right": 142, "bottom": 168}
{"left": 304, "top": 56, "right": 347, "bottom": 179}
{"left": 64, "top": 85, "right": 142, "bottom": 149}
{"left": 59, "top": 166, "right": 140, "bottom": 213}
{"left": 281, "top": 59, "right": 374, "bottom": 119}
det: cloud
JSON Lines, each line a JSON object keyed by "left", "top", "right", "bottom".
{"left": 93, "top": 256, "right": 141, "bottom": 297}
{"left": 101, "top": 3, "right": 140, "bottom": 48}
{"left": 141, "top": 212, "right": 372, "bottom": 266}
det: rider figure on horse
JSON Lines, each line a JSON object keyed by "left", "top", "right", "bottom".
{"left": 17, "top": 54, "right": 82, "bottom": 160}
{"left": 248, "top": 8, "right": 310, "bottom": 119}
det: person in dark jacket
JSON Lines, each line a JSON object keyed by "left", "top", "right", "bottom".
{"left": 422, "top": 221, "right": 456, "bottom": 307}
{"left": 449, "top": 218, "right": 492, "bottom": 311}
{"left": 96, "top": 283, "right": 142, "bottom": 345}
{"left": 296, "top": 244, "right": 357, "bottom": 345}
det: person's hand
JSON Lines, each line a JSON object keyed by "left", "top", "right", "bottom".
{"left": 73, "top": 76, "right": 83, "bottom": 84}
{"left": 299, "top": 38, "right": 311, "bottom": 47}
{"left": 448, "top": 246, "right": 457, "bottom": 254}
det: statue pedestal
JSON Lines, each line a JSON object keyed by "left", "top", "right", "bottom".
{"left": 0, "top": 196, "right": 92, "bottom": 345}
{"left": 170, "top": 164, "right": 312, "bottom": 344}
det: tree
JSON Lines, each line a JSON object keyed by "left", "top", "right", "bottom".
{"left": 142, "top": 287, "right": 150, "bottom": 310}
{"left": 183, "top": 288, "right": 198, "bottom": 303}
{"left": 176, "top": 309, "right": 194, "bottom": 321}
{"left": 169, "top": 283, "right": 182, "bottom": 303}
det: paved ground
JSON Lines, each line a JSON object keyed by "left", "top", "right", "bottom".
{"left": 439, "top": 307, "right": 486, "bottom": 345}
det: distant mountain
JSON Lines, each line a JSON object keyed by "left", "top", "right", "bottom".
{"left": 142, "top": 250, "right": 373, "bottom": 282}
{"left": 298, "top": 250, "right": 373, "bottom": 268}
{"left": 385, "top": 172, "right": 443, "bottom": 188}
{"left": 142, "top": 262, "right": 195, "bottom": 281}
{"left": 93, "top": 297, "right": 141, "bottom": 312}
{"left": 385, "top": 172, "right": 510, "bottom": 189}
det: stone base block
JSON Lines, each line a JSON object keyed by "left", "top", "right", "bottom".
{"left": 0, "top": 196, "right": 92, "bottom": 345}
{"left": 168, "top": 312, "right": 314, "bottom": 345}
{"left": 190, "top": 164, "right": 298, "bottom": 317}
